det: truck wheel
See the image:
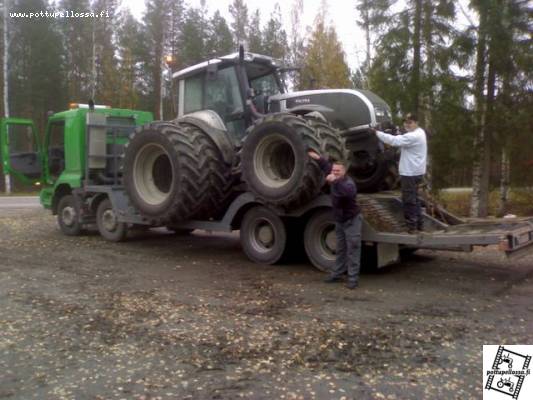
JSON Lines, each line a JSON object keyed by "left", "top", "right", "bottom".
{"left": 97, "top": 198, "right": 127, "bottom": 242}
{"left": 123, "top": 122, "right": 231, "bottom": 223}
{"left": 241, "top": 113, "right": 323, "bottom": 210}
{"left": 304, "top": 209, "right": 336, "bottom": 272}
{"left": 240, "top": 206, "right": 287, "bottom": 264}
{"left": 57, "top": 195, "right": 83, "bottom": 236}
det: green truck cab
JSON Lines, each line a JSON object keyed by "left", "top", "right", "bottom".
{"left": 1, "top": 105, "right": 153, "bottom": 213}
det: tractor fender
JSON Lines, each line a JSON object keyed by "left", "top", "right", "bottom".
{"left": 176, "top": 111, "right": 235, "bottom": 165}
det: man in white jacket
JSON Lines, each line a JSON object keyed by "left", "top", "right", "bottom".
{"left": 371, "top": 113, "right": 427, "bottom": 233}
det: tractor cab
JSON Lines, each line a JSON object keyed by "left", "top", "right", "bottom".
{"left": 173, "top": 51, "right": 284, "bottom": 145}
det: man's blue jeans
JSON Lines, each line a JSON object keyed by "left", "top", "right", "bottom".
{"left": 332, "top": 214, "right": 362, "bottom": 283}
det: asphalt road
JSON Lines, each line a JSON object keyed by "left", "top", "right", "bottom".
{"left": 0, "top": 196, "right": 40, "bottom": 208}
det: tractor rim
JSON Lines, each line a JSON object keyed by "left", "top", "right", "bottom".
{"left": 253, "top": 134, "right": 296, "bottom": 188}
{"left": 133, "top": 143, "right": 173, "bottom": 205}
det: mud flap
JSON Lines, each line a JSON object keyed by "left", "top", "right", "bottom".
{"left": 377, "top": 242, "right": 400, "bottom": 268}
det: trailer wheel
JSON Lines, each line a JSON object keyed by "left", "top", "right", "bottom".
{"left": 240, "top": 206, "right": 287, "bottom": 264}
{"left": 97, "top": 198, "right": 128, "bottom": 242}
{"left": 303, "top": 209, "right": 336, "bottom": 272}
{"left": 57, "top": 195, "right": 83, "bottom": 236}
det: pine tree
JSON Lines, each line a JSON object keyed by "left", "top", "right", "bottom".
{"left": 206, "top": 10, "right": 234, "bottom": 57}
{"left": 91, "top": 0, "right": 119, "bottom": 105}
{"left": 59, "top": 0, "right": 92, "bottom": 103}
{"left": 142, "top": 0, "right": 171, "bottom": 119}
{"left": 247, "top": 9, "right": 262, "bottom": 53}
{"left": 262, "top": 4, "right": 288, "bottom": 61}
{"left": 178, "top": 6, "right": 208, "bottom": 66}
{"left": 229, "top": 0, "right": 249, "bottom": 47}
{"left": 299, "top": 9, "right": 351, "bottom": 89}
{"left": 116, "top": 10, "right": 144, "bottom": 109}
{"left": 9, "top": 0, "right": 65, "bottom": 129}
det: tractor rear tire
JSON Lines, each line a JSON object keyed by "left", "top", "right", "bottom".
{"left": 123, "top": 121, "right": 231, "bottom": 224}
{"left": 97, "top": 198, "right": 128, "bottom": 242}
{"left": 305, "top": 116, "right": 349, "bottom": 165}
{"left": 57, "top": 195, "right": 83, "bottom": 236}
{"left": 349, "top": 147, "right": 399, "bottom": 192}
{"left": 241, "top": 113, "right": 323, "bottom": 210}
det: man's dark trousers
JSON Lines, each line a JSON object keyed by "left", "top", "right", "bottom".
{"left": 401, "top": 175, "right": 423, "bottom": 230}
{"left": 331, "top": 214, "right": 362, "bottom": 283}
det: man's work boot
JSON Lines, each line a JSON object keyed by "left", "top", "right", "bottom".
{"left": 346, "top": 281, "right": 359, "bottom": 290}
{"left": 324, "top": 276, "right": 343, "bottom": 283}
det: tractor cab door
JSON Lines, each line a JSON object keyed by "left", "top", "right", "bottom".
{"left": 0, "top": 118, "right": 42, "bottom": 186}
{"left": 180, "top": 65, "right": 247, "bottom": 144}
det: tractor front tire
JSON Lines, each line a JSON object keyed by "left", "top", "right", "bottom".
{"left": 241, "top": 113, "right": 323, "bottom": 210}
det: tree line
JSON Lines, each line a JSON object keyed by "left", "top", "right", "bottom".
{"left": 1, "top": 0, "right": 532, "bottom": 216}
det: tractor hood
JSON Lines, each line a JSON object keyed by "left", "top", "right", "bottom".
{"left": 268, "top": 89, "right": 392, "bottom": 133}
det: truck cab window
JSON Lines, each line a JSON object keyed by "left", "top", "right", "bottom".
{"left": 7, "top": 124, "right": 40, "bottom": 178}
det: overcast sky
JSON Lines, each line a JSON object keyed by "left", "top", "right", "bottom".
{"left": 126, "top": 0, "right": 475, "bottom": 71}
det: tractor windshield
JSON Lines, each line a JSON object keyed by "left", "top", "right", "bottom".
{"left": 250, "top": 73, "right": 282, "bottom": 97}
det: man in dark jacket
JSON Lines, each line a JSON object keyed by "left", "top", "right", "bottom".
{"left": 308, "top": 151, "right": 362, "bottom": 289}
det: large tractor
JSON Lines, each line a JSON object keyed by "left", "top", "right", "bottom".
{"left": 123, "top": 49, "right": 397, "bottom": 224}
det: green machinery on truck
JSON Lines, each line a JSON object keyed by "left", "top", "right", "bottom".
{"left": 2, "top": 50, "right": 533, "bottom": 270}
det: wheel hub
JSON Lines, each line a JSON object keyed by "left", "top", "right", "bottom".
{"left": 254, "top": 134, "right": 296, "bottom": 188}
{"left": 325, "top": 229, "right": 336, "bottom": 252}
{"left": 133, "top": 143, "right": 173, "bottom": 205}
{"left": 252, "top": 220, "right": 275, "bottom": 251}
{"left": 102, "top": 209, "right": 118, "bottom": 232}
{"left": 61, "top": 206, "right": 76, "bottom": 227}
{"left": 257, "top": 224, "right": 274, "bottom": 246}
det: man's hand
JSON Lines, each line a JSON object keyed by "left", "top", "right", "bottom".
{"left": 307, "top": 151, "right": 321, "bottom": 160}
{"left": 326, "top": 174, "right": 337, "bottom": 183}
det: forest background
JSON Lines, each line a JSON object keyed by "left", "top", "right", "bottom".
{"left": 1, "top": 0, "right": 532, "bottom": 217}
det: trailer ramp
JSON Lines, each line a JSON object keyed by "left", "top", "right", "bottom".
{"left": 360, "top": 193, "right": 533, "bottom": 260}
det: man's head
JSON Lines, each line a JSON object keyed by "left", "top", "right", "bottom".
{"left": 331, "top": 161, "right": 347, "bottom": 179}
{"left": 403, "top": 113, "right": 418, "bottom": 132}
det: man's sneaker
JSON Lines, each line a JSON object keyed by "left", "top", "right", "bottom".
{"left": 346, "top": 281, "right": 359, "bottom": 290}
{"left": 324, "top": 276, "right": 343, "bottom": 283}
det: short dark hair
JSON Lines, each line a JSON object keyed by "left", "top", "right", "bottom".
{"left": 403, "top": 113, "right": 417, "bottom": 122}
{"left": 332, "top": 160, "right": 347, "bottom": 168}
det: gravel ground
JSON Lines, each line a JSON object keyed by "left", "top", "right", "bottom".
{"left": 1, "top": 209, "right": 532, "bottom": 400}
